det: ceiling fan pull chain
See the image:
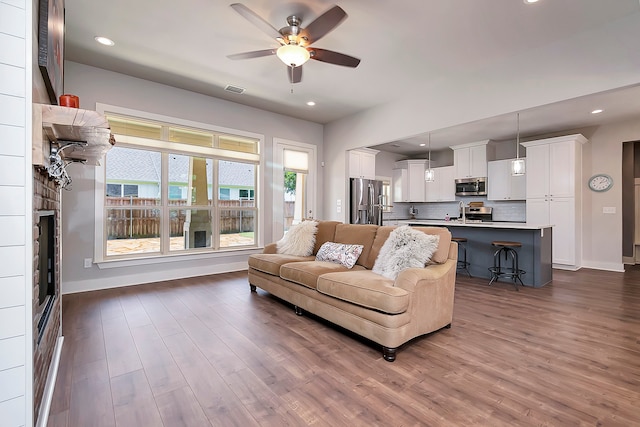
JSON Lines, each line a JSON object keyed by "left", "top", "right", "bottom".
{"left": 290, "top": 66, "right": 294, "bottom": 93}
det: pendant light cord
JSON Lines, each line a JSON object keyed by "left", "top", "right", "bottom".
{"left": 516, "top": 112, "right": 520, "bottom": 159}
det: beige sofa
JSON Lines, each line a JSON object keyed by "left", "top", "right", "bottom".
{"left": 247, "top": 222, "right": 457, "bottom": 361}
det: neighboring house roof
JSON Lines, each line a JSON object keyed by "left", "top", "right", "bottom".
{"left": 106, "top": 147, "right": 255, "bottom": 187}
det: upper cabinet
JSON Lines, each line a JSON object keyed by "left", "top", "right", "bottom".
{"left": 450, "top": 140, "right": 493, "bottom": 179}
{"left": 393, "top": 160, "right": 426, "bottom": 202}
{"left": 425, "top": 166, "right": 456, "bottom": 202}
{"left": 522, "top": 134, "right": 587, "bottom": 199}
{"left": 348, "top": 148, "right": 378, "bottom": 180}
{"left": 487, "top": 159, "right": 526, "bottom": 201}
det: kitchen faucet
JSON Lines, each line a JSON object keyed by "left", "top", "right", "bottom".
{"left": 459, "top": 201, "right": 466, "bottom": 223}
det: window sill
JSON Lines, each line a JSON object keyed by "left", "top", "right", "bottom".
{"left": 96, "top": 247, "right": 264, "bottom": 269}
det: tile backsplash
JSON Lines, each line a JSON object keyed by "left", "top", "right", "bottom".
{"left": 384, "top": 199, "right": 526, "bottom": 223}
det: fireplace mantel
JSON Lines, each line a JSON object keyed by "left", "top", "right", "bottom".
{"left": 33, "top": 103, "right": 115, "bottom": 168}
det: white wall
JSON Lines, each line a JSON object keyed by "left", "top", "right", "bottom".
{"left": 61, "top": 62, "right": 323, "bottom": 294}
{"left": 582, "top": 118, "right": 640, "bottom": 271}
{"left": 0, "top": 0, "right": 32, "bottom": 425}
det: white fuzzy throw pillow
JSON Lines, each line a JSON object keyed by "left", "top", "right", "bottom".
{"left": 372, "top": 226, "right": 440, "bottom": 280}
{"left": 276, "top": 220, "right": 318, "bottom": 256}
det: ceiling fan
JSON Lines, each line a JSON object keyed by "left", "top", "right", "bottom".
{"left": 227, "top": 3, "right": 361, "bottom": 84}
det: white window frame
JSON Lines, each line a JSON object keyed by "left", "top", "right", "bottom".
{"left": 273, "top": 138, "right": 317, "bottom": 240}
{"left": 94, "top": 103, "right": 264, "bottom": 267}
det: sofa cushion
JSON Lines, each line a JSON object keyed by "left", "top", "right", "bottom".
{"left": 248, "top": 253, "right": 314, "bottom": 276}
{"left": 315, "top": 242, "right": 364, "bottom": 269}
{"left": 280, "top": 261, "right": 364, "bottom": 289}
{"left": 372, "top": 226, "right": 440, "bottom": 280}
{"left": 276, "top": 220, "right": 318, "bottom": 256}
{"left": 313, "top": 221, "right": 341, "bottom": 254}
{"left": 334, "top": 224, "right": 378, "bottom": 268}
{"left": 317, "top": 270, "right": 409, "bottom": 314}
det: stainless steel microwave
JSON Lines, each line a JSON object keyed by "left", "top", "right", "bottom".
{"left": 455, "top": 177, "right": 487, "bottom": 196}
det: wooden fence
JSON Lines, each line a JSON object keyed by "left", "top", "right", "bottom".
{"left": 105, "top": 197, "right": 291, "bottom": 239}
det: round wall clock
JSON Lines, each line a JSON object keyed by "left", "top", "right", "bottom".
{"left": 588, "top": 174, "right": 613, "bottom": 192}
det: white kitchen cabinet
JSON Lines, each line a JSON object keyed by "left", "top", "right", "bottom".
{"left": 392, "top": 160, "right": 426, "bottom": 202}
{"left": 450, "top": 140, "right": 491, "bottom": 179}
{"left": 523, "top": 137, "right": 583, "bottom": 198}
{"left": 348, "top": 149, "right": 378, "bottom": 179}
{"left": 526, "top": 197, "right": 577, "bottom": 266}
{"left": 392, "top": 167, "right": 408, "bottom": 203}
{"left": 425, "top": 166, "right": 456, "bottom": 202}
{"left": 487, "top": 159, "right": 526, "bottom": 201}
{"left": 523, "top": 134, "right": 587, "bottom": 270}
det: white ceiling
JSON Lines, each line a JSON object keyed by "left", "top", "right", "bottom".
{"left": 64, "top": 0, "right": 640, "bottom": 154}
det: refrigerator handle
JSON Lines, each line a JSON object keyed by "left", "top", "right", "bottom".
{"left": 368, "top": 184, "right": 375, "bottom": 224}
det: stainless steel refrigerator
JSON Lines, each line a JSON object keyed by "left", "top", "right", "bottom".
{"left": 350, "top": 178, "right": 384, "bottom": 225}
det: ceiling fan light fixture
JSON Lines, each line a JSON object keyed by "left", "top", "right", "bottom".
{"left": 276, "top": 44, "right": 310, "bottom": 67}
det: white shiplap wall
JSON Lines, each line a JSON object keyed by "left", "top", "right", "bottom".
{"left": 0, "top": 0, "right": 32, "bottom": 426}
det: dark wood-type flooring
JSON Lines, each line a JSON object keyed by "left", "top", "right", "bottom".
{"left": 47, "top": 267, "right": 640, "bottom": 426}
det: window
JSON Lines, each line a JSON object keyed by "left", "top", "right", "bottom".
{"left": 98, "top": 111, "right": 261, "bottom": 261}
{"left": 273, "top": 140, "right": 317, "bottom": 239}
{"left": 239, "top": 189, "right": 254, "bottom": 200}
{"left": 218, "top": 188, "right": 230, "bottom": 200}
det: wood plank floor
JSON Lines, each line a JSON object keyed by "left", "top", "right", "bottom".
{"left": 47, "top": 267, "right": 640, "bottom": 426}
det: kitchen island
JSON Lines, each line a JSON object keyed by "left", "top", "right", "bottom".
{"left": 399, "top": 220, "right": 553, "bottom": 287}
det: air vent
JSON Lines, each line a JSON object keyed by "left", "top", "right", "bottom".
{"left": 224, "top": 84, "right": 246, "bottom": 94}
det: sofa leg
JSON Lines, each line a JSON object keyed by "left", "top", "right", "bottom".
{"left": 382, "top": 347, "right": 397, "bottom": 362}
{"left": 294, "top": 306, "right": 303, "bottom": 316}
{"left": 249, "top": 284, "right": 256, "bottom": 292}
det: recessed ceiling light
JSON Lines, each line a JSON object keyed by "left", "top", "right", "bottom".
{"left": 94, "top": 36, "right": 115, "bottom": 46}
{"left": 523, "top": 0, "right": 539, "bottom": 4}
{"left": 306, "top": 101, "right": 316, "bottom": 106}
{"left": 591, "top": 109, "right": 603, "bottom": 114}
{"left": 419, "top": 143, "right": 426, "bottom": 147}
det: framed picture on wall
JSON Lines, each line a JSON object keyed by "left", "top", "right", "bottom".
{"left": 38, "top": 0, "right": 65, "bottom": 105}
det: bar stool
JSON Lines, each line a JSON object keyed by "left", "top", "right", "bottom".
{"left": 451, "top": 237, "right": 471, "bottom": 277}
{"left": 488, "top": 241, "right": 525, "bottom": 290}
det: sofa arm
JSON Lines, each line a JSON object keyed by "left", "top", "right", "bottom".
{"left": 263, "top": 243, "right": 277, "bottom": 254}
{"left": 393, "top": 260, "right": 455, "bottom": 293}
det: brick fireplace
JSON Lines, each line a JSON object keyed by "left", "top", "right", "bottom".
{"left": 32, "top": 169, "right": 62, "bottom": 423}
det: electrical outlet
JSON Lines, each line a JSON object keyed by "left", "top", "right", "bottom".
{"left": 602, "top": 207, "right": 616, "bottom": 214}
{"left": 84, "top": 258, "right": 92, "bottom": 268}
{"left": 337, "top": 206, "right": 342, "bottom": 213}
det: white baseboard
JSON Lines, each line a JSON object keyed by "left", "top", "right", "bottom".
{"left": 36, "top": 336, "right": 64, "bottom": 427}
{"left": 62, "top": 262, "right": 249, "bottom": 294}
{"left": 580, "top": 260, "right": 625, "bottom": 272}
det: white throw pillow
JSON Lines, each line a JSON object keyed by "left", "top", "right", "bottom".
{"left": 372, "top": 226, "right": 440, "bottom": 280}
{"left": 276, "top": 220, "right": 318, "bottom": 256}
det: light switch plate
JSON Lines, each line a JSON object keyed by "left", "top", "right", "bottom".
{"left": 84, "top": 258, "right": 92, "bottom": 268}
{"left": 602, "top": 207, "right": 616, "bottom": 214}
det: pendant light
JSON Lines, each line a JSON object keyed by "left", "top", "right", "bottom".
{"left": 425, "top": 133, "right": 435, "bottom": 182}
{"left": 511, "top": 113, "right": 526, "bottom": 176}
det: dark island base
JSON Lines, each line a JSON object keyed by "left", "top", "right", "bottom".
{"left": 448, "top": 226, "right": 552, "bottom": 287}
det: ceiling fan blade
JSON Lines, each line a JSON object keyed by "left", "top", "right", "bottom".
{"left": 310, "top": 48, "right": 360, "bottom": 68}
{"left": 288, "top": 65, "right": 302, "bottom": 84}
{"left": 230, "top": 3, "right": 282, "bottom": 40}
{"left": 299, "top": 5, "right": 347, "bottom": 45}
{"left": 227, "top": 49, "right": 276, "bottom": 60}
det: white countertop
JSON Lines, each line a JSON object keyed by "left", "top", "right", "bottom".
{"left": 398, "top": 219, "right": 552, "bottom": 230}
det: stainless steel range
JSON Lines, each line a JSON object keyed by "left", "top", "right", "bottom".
{"left": 461, "top": 206, "right": 493, "bottom": 222}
